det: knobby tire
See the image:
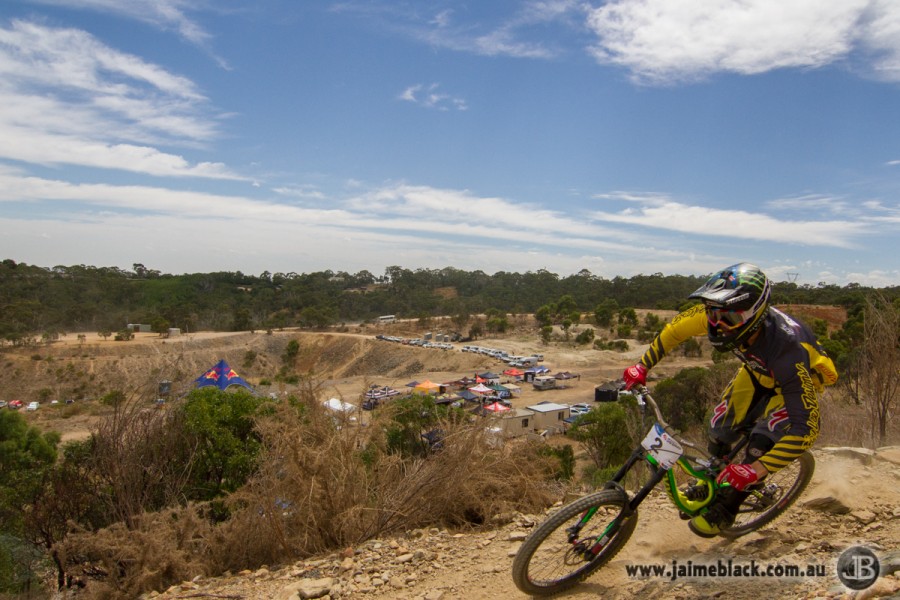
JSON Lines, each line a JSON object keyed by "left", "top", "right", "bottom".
{"left": 721, "top": 450, "right": 815, "bottom": 538}
{"left": 511, "top": 489, "right": 637, "bottom": 596}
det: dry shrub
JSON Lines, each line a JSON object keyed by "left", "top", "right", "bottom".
{"left": 89, "top": 394, "right": 195, "bottom": 527}
{"left": 207, "top": 399, "right": 558, "bottom": 571}
{"left": 58, "top": 508, "right": 212, "bottom": 600}
{"left": 817, "top": 388, "right": 900, "bottom": 447}
{"left": 60, "top": 390, "right": 561, "bottom": 595}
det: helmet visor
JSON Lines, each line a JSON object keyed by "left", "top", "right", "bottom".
{"left": 706, "top": 306, "right": 751, "bottom": 330}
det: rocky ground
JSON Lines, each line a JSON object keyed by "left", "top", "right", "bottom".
{"left": 141, "top": 447, "right": 900, "bottom": 600}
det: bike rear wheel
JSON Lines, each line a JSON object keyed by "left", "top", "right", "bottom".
{"left": 511, "top": 489, "right": 637, "bottom": 596}
{"left": 721, "top": 451, "right": 815, "bottom": 538}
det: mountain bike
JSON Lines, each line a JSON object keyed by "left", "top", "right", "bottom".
{"left": 511, "top": 383, "right": 815, "bottom": 595}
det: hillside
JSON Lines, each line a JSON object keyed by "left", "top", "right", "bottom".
{"left": 9, "top": 317, "right": 688, "bottom": 442}
{"left": 6, "top": 308, "right": 899, "bottom": 599}
{"left": 144, "top": 447, "right": 900, "bottom": 600}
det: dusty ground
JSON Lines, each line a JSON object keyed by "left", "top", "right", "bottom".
{"left": 7, "top": 316, "right": 694, "bottom": 442}
{"left": 144, "top": 448, "right": 900, "bottom": 600}
{"left": 5, "top": 309, "right": 898, "bottom": 599}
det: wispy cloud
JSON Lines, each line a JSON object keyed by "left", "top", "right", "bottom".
{"left": 398, "top": 83, "right": 468, "bottom": 111}
{"left": 859, "top": 200, "right": 900, "bottom": 223}
{"left": 335, "top": 1, "right": 583, "bottom": 59}
{"left": 590, "top": 192, "right": 869, "bottom": 248}
{"left": 22, "top": 0, "right": 224, "bottom": 60}
{"left": 584, "top": 0, "right": 900, "bottom": 84}
{"left": 0, "top": 168, "right": 888, "bottom": 283}
{"left": 764, "top": 193, "right": 853, "bottom": 216}
{"left": 0, "top": 20, "right": 242, "bottom": 179}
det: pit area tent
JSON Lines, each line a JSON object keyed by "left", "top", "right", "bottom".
{"left": 468, "top": 383, "right": 493, "bottom": 395}
{"left": 195, "top": 360, "right": 254, "bottom": 392}
{"left": 414, "top": 380, "right": 443, "bottom": 395}
{"left": 324, "top": 398, "right": 357, "bottom": 413}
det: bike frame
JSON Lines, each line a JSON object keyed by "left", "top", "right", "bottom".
{"left": 572, "top": 385, "right": 750, "bottom": 556}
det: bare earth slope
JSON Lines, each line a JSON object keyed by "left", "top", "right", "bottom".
{"left": 5, "top": 322, "right": 897, "bottom": 599}
{"left": 148, "top": 448, "right": 900, "bottom": 600}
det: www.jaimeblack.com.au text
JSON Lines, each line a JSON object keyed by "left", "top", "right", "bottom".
{"left": 625, "top": 558, "right": 827, "bottom": 582}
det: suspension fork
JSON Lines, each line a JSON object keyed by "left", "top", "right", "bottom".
{"left": 569, "top": 449, "right": 669, "bottom": 556}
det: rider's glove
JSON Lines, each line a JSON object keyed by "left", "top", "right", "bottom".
{"left": 622, "top": 363, "right": 647, "bottom": 390}
{"left": 716, "top": 463, "right": 759, "bottom": 491}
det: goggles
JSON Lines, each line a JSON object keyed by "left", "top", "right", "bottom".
{"left": 706, "top": 306, "right": 751, "bottom": 330}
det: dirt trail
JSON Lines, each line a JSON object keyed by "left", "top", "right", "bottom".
{"left": 146, "top": 449, "right": 900, "bottom": 600}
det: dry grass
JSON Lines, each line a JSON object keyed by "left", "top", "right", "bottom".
{"left": 213, "top": 396, "right": 559, "bottom": 570}
{"left": 59, "top": 385, "right": 560, "bottom": 598}
{"left": 817, "top": 387, "right": 900, "bottom": 448}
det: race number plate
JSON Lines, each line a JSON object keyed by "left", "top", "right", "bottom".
{"left": 641, "top": 423, "right": 684, "bottom": 470}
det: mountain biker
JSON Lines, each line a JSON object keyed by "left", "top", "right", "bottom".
{"left": 622, "top": 263, "right": 837, "bottom": 537}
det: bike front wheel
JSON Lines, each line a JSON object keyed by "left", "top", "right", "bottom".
{"left": 511, "top": 488, "right": 637, "bottom": 596}
{"left": 721, "top": 450, "right": 815, "bottom": 538}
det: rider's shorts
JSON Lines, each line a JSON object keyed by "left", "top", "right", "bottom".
{"left": 707, "top": 365, "right": 793, "bottom": 450}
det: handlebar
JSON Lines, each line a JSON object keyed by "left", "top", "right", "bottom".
{"left": 623, "top": 383, "right": 712, "bottom": 461}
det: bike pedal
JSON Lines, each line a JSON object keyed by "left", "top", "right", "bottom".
{"left": 678, "top": 511, "right": 691, "bottom": 521}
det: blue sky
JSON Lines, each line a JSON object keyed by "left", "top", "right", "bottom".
{"left": 1, "top": 1, "right": 898, "bottom": 286}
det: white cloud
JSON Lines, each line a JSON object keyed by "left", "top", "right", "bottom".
{"left": 589, "top": 195, "right": 869, "bottom": 248}
{"left": 764, "top": 194, "right": 852, "bottom": 216}
{"left": 23, "top": 0, "right": 214, "bottom": 47}
{"left": 0, "top": 20, "right": 239, "bottom": 178}
{"left": 0, "top": 20, "right": 204, "bottom": 99}
{"left": 858, "top": 0, "right": 900, "bottom": 80}
{"left": 398, "top": 83, "right": 468, "bottom": 111}
{"left": 0, "top": 171, "right": 888, "bottom": 285}
{"left": 584, "top": 0, "right": 900, "bottom": 84}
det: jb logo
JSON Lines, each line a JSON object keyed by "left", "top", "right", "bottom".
{"left": 837, "top": 546, "right": 880, "bottom": 591}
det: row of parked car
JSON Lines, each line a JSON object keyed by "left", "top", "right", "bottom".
{"left": 1, "top": 400, "right": 40, "bottom": 410}
{"left": 459, "top": 346, "right": 544, "bottom": 366}
{"left": 1, "top": 399, "right": 76, "bottom": 411}
{"left": 373, "top": 337, "right": 545, "bottom": 367}
{"left": 374, "top": 335, "right": 454, "bottom": 350}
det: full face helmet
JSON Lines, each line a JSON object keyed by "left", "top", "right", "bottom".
{"left": 688, "top": 263, "right": 771, "bottom": 351}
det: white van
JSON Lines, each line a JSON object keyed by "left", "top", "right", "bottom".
{"left": 532, "top": 376, "right": 557, "bottom": 391}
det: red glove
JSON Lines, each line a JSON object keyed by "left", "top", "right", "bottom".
{"left": 622, "top": 363, "right": 647, "bottom": 390}
{"left": 716, "top": 463, "right": 759, "bottom": 491}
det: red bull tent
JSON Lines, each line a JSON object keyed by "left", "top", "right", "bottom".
{"left": 195, "top": 360, "right": 255, "bottom": 392}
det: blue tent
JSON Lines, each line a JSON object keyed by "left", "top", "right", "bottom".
{"left": 195, "top": 360, "right": 254, "bottom": 391}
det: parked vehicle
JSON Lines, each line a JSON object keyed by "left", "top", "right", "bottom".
{"left": 8, "top": 400, "right": 23, "bottom": 409}
{"left": 532, "top": 376, "right": 557, "bottom": 391}
{"left": 26, "top": 401, "right": 39, "bottom": 411}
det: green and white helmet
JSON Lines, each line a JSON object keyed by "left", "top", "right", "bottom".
{"left": 688, "top": 263, "right": 771, "bottom": 351}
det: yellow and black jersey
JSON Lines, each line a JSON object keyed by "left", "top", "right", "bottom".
{"left": 638, "top": 305, "right": 837, "bottom": 473}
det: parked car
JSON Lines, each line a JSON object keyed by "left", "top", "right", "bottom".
{"left": 26, "top": 401, "right": 40, "bottom": 411}
{"left": 0, "top": 401, "right": 6, "bottom": 409}
{"left": 8, "top": 400, "right": 23, "bottom": 409}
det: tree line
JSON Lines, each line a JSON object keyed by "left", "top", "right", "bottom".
{"left": 2, "top": 259, "right": 895, "bottom": 345}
